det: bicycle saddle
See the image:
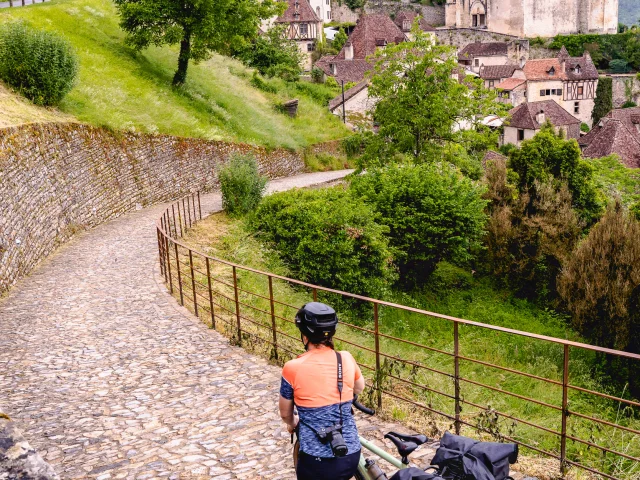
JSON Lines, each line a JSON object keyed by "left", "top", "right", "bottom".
{"left": 384, "top": 431, "right": 429, "bottom": 464}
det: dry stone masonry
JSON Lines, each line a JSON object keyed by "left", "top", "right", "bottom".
{"left": 0, "top": 123, "right": 306, "bottom": 293}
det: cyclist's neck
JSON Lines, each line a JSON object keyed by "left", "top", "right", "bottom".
{"left": 306, "top": 343, "right": 331, "bottom": 352}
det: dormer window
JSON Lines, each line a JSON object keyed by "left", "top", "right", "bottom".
{"left": 574, "top": 65, "right": 581, "bottom": 74}
{"left": 402, "top": 20, "right": 411, "bottom": 31}
{"left": 547, "top": 67, "right": 555, "bottom": 76}
{"left": 330, "top": 63, "right": 337, "bottom": 75}
{"left": 375, "top": 38, "right": 387, "bottom": 47}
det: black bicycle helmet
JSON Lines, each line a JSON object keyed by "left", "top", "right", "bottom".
{"left": 295, "top": 302, "right": 338, "bottom": 343}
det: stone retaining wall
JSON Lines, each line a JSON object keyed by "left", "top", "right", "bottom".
{"left": 0, "top": 122, "right": 306, "bottom": 293}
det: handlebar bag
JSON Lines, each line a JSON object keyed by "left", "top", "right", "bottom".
{"left": 431, "top": 432, "right": 518, "bottom": 480}
{"left": 390, "top": 467, "right": 444, "bottom": 480}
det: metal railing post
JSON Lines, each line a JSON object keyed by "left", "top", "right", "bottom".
{"left": 174, "top": 242, "right": 184, "bottom": 305}
{"left": 177, "top": 202, "right": 183, "bottom": 237}
{"left": 454, "top": 322, "right": 461, "bottom": 435}
{"left": 182, "top": 198, "right": 188, "bottom": 230}
{"left": 233, "top": 266, "right": 242, "bottom": 346}
{"left": 206, "top": 257, "right": 215, "bottom": 329}
{"left": 197, "top": 191, "right": 202, "bottom": 220}
{"left": 189, "top": 250, "right": 198, "bottom": 317}
{"left": 312, "top": 288, "right": 317, "bottom": 302}
{"left": 269, "top": 276, "right": 278, "bottom": 361}
{"left": 165, "top": 236, "right": 173, "bottom": 294}
{"left": 560, "top": 344, "right": 569, "bottom": 476}
{"left": 186, "top": 196, "right": 192, "bottom": 228}
{"left": 172, "top": 204, "right": 178, "bottom": 237}
{"left": 192, "top": 193, "right": 197, "bottom": 223}
{"left": 157, "top": 229, "right": 165, "bottom": 278}
{"left": 374, "top": 302, "right": 382, "bottom": 409}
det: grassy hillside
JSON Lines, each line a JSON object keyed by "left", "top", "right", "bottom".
{"left": 0, "top": 0, "right": 349, "bottom": 149}
{"left": 620, "top": 0, "right": 640, "bottom": 26}
{"left": 0, "top": 82, "right": 73, "bottom": 127}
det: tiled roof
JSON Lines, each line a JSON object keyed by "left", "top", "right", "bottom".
{"left": 394, "top": 11, "right": 435, "bottom": 32}
{"left": 580, "top": 107, "right": 640, "bottom": 168}
{"left": 483, "top": 150, "right": 508, "bottom": 165}
{"left": 458, "top": 42, "right": 508, "bottom": 59}
{"left": 335, "top": 14, "right": 406, "bottom": 61}
{"left": 508, "top": 100, "right": 580, "bottom": 130}
{"left": 495, "top": 78, "right": 526, "bottom": 91}
{"left": 314, "top": 56, "right": 373, "bottom": 83}
{"left": 479, "top": 65, "right": 518, "bottom": 80}
{"left": 582, "top": 120, "right": 640, "bottom": 168}
{"left": 276, "top": 0, "right": 320, "bottom": 23}
{"left": 523, "top": 48, "right": 598, "bottom": 81}
{"left": 328, "top": 81, "right": 369, "bottom": 111}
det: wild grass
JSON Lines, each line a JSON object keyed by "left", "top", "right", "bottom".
{"left": 171, "top": 212, "right": 640, "bottom": 480}
{"left": 0, "top": 82, "right": 73, "bottom": 127}
{"left": 591, "top": 155, "right": 640, "bottom": 208}
{"left": 0, "top": 0, "right": 349, "bottom": 149}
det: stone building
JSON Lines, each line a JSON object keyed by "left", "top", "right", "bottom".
{"left": 579, "top": 107, "right": 640, "bottom": 168}
{"left": 479, "top": 64, "right": 521, "bottom": 88}
{"left": 495, "top": 77, "right": 527, "bottom": 106}
{"left": 309, "top": 0, "right": 332, "bottom": 23}
{"left": 394, "top": 10, "right": 436, "bottom": 38}
{"left": 517, "top": 47, "right": 599, "bottom": 126}
{"left": 445, "top": 0, "right": 618, "bottom": 37}
{"left": 503, "top": 100, "right": 581, "bottom": 145}
{"left": 458, "top": 42, "right": 510, "bottom": 73}
{"left": 275, "top": 0, "right": 323, "bottom": 70}
{"left": 315, "top": 14, "right": 406, "bottom": 83}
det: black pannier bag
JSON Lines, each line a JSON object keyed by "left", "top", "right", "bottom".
{"left": 389, "top": 467, "right": 444, "bottom": 480}
{"left": 430, "top": 432, "right": 518, "bottom": 480}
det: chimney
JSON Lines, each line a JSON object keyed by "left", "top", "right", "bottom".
{"left": 345, "top": 41, "right": 353, "bottom": 61}
{"left": 537, "top": 110, "right": 545, "bottom": 125}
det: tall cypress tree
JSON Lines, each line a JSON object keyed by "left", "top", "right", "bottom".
{"left": 592, "top": 76, "right": 613, "bottom": 126}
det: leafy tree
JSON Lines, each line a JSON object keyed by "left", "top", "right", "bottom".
{"left": 483, "top": 156, "right": 583, "bottom": 303}
{"left": 508, "top": 124, "right": 604, "bottom": 225}
{"left": 0, "top": 23, "right": 78, "bottom": 106}
{"left": 332, "top": 27, "right": 348, "bottom": 52}
{"left": 238, "top": 25, "right": 303, "bottom": 81}
{"left": 113, "top": 0, "right": 282, "bottom": 85}
{"left": 350, "top": 163, "right": 488, "bottom": 285}
{"left": 363, "top": 28, "right": 506, "bottom": 167}
{"left": 610, "top": 58, "right": 630, "bottom": 73}
{"left": 341, "top": 0, "right": 365, "bottom": 12}
{"left": 249, "top": 187, "right": 396, "bottom": 297}
{"left": 592, "top": 77, "right": 613, "bottom": 126}
{"left": 558, "top": 202, "right": 640, "bottom": 394}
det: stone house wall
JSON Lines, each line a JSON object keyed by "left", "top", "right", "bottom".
{"left": 609, "top": 74, "right": 640, "bottom": 108}
{"left": 330, "top": 1, "right": 445, "bottom": 26}
{"left": 0, "top": 122, "right": 306, "bottom": 293}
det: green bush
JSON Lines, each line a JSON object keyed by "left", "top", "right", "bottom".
{"left": 219, "top": 154, "right": 267, "bottom": 217}
{"left": 350, "top": 163, "right": 488, "bottom": 285}
{"left": 427, "top": 261, "right": 474, "bottom": 293}
{"left": 310, "top": 67, "right": 324, "bottom": 83}
{"left": 610, "top": 58, "right": 630, "bottom": 73}
{"left": 250, "top": 72, "right": 278, "bottom": 93}
{"left": 580, "top": 122, "right": 590, "bottom": 133}
{"left": 294, "top": 81, "right": 339, "bottom": 106}
{"left": 622, "top": 100, "right": 638, "bottom": 108}
{"left": 0, "top": 22, "right": 78, "bottom": 106}
{"left": 237, "top": 25, "right": 302, "bottom": 82}
{"left": 248, "top": 187, "right": 396, "bottom": 297}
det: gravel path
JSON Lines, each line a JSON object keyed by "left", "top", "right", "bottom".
{"left": 1, "top": 170, "right": 432, "bottom": 480}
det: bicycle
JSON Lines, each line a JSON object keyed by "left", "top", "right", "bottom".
{"left": 352, "top": 396, "right": 430, "bottom": 480}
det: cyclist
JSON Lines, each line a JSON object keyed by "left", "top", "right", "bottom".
{"left": 279, "top": 302, "right": 365, "bottom": 480}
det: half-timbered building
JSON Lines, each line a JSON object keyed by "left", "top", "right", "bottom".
{"left": 511, "top": 47, "right": 599, "bottom": 126}
{"left": 275, "top": 0, "right": 323, "bottom": 70}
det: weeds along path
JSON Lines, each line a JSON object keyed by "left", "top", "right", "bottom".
{"left": 0, "top": 170, "right": 400, "bottom": 480}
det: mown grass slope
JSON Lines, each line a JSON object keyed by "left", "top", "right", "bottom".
{"left": 0, "top": 0, "right": 348, "bottom": 148}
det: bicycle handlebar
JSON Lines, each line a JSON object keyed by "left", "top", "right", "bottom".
{"left": 353, "top": 395, "right": 375, "bottom": 415}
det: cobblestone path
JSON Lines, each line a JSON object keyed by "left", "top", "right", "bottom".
{"left": 0, "top": 171, "right": 436, "bottom": 480}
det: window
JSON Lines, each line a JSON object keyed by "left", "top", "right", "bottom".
{"left": 479, "top": 14, "right": 486, "bottom": 26}
{"left": 540, "top": 89, "right": 545, "bottom": 97}
{"left": 577, "top": 86, "right": 584, "bottom": 96}
{"left": 548, "top": 67, "right": 555, "bottom": 76}
{"left": 488, "top": 80, "right": 494, "bottom": 88}
{"left": 403, "top": 20, "right": 411, "bottom": 31}
{"left": 300, "top": 23, "right": 308, "bottom": 36}
{"left": 326, "top": 0, "right": 329, "bottom": 4}
{"left": 557, "top": 88, "right": 563, "bottom": 96}
{"left": 574, "top": 101, "right": 580, "bottom": 114}
{"left": 474, "top": 58, "right": 480, "bottom": 67}
{"left": 307, "top": 43, "right": 315, "bottom": 52}
{"left": 517, "top": 129, "right": 525, "bottom": 141}
{"left": 327, "top": 10, "right": 331, "bottom": 19}
{"left": 316, "top": 6, "right": 320, "bottom": 17}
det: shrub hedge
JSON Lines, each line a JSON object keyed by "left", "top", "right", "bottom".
{"left": 219, "top": 154, "right": 267, "bottom": 217}
{"left": 0, "top": 22, "right": 78, "bottom": 106}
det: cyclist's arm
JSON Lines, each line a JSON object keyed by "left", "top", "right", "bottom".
{"left": 354, "top": 375, "right": 365, "bottom": 395}
{"left": 279, "top": 396, "right": 298, "bottom": 431}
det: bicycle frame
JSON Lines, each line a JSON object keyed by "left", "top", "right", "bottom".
{"left": 357, "top": 435, "right": 406, "bottom": 477}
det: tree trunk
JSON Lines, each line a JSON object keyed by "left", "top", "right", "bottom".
{"left": 172, "top": 32, "right": 192, "bottom": 86}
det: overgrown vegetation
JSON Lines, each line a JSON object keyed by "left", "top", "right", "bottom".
{"left": 550, "top": 31, "right": 640, "bottom": 71}
{"left": 350, "top": 163, "right": 488, "bottom": 285}
{"left": 249, "top": 187, "right": 396, "bottom": 298}
{"left": 592, "top": 76, "right": 613, "bottom": 126}
{"left": 0, "top": 22, "right": 78, "bottom": 106}
{"left": 0, "top": 0, "right": 348, "bottom": 149}
{"left": 219, "top": 154, "right": 267, "bottom": 217}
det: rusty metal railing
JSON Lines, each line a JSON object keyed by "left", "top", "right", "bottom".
{"left": 156, "top": 192, "right": 640, "bottom": 480}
